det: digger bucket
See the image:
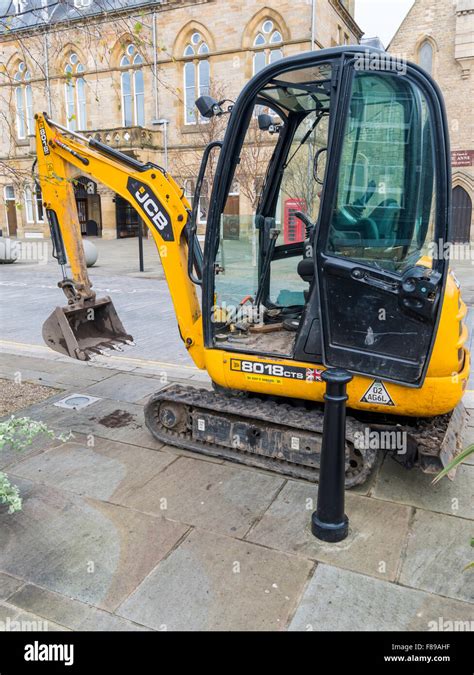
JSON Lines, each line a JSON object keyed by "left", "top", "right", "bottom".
{"left": 42, "top": 296, "right": 134, "bottom": 361}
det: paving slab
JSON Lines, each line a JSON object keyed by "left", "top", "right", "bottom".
{"left": 289, "top": 564, "right": 474, "bottom": 631}
{"left": 0, "top": 433, "right": 65, "bottom": 471}
{"left": 373, "top": 456, "right": 474, "bottom": 518}
{"left": 69, "top": 397, "right": 165, "bottom": 449}
{"left": 118, "top": 528, "right": 313, "bottom": 631}
{"left": 1, "top": 368, "right": 100, "bottom": 390}
{"left": 246, "top": 480, "right": 411, "bottom": 581}
{"left": 461, "top": 424, "right": 474, "bottom": 464}
{"left": 0, "top": 573, "right": 24, "bottom": 601}
{"left": 463, "top": 391, "right": 474, "bottom": 408}
{"left": 8, "top": 585, "right": 149, "bottom": 631}
{"left": 156, "top": 442, "right": 224, "bottom": 465}
{"left": 189, "top": 372, "right": 213, "bottom": 383}
{"left": 16, "top": 395, "right": 164, "bottom": 450}
{"left": 0, "top": 603, "right": 68, "bottom": 632}
{"left": 349, "top": 451, "right": 385, "bottom": 496}
{"left": 0, "top": 602, "right": 66, "bottom": 631}
{"left": 134, "top": 377, "right": 213, "bottom": 405}
{"left": 13, "top": 610, "right": 69, "bottom": 631}
{"left": 0, "top": 354, "right": 66, "bottom": 377}
{"left": 399, "top": 509, "right": 474, "bottom": 603}
{"left": 119, "top": 359, "right": 201, "bottom": 379}
{"left": 12, "top": 395, "right": 224, "bottom": 464}
{"left": 7, "top": 388, "right": 96, "bottom": 426}
{"left": 83, "top": 372, "right": 167, "bottom": 403}
{"left": 117, "top": 456, "right": 284, "bottom": 538}
{"left": 0, "top": 353, "right": 121, "bottom": 384}
{"left": 0, "top": 602, "right": 21, "bottom": 624}
{"left": 0, "top": 478, "right": 189, "bottom": 611}
{"left": 11, "top": 437, "right": 176, "bottom": 502}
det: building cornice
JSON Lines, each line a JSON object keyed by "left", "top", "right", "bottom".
{"left": 0, "top": 36, "right": 318, "bottom": 86}
{"left": 329, "top": 0, "right": 364, "bottom": 40}
{"left": 456, "top": 0, "right": 474, "bottom": 15}
{"left": 0, "top": 0, "right": 212, "bottom": 40}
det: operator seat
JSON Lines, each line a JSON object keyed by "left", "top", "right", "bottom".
{"left": 296, "top": 214, "right": 380, "bottom": 285}
{"left": 368, "top": 199, "right": 399, "bottom": 243}
{"left": 297, "top": 257, "right": 315, "bottom": 283}
{"left": 331, "top": 216, "right": 379, "bottom": 244}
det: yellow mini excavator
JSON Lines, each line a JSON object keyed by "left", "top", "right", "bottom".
{"left": 35, "top": 46, "right": 470, "bottom": 487}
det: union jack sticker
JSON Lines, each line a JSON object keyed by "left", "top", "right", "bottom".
{"left": 306, "top": 368, "right": 323, "bottom": 382}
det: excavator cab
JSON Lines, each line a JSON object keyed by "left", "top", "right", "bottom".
{"left": 201, "top": 48, "right": 450, "bottom": 388}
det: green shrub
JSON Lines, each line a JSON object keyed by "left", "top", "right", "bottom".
{"left": 0, "top": 416, "right": 72, "bottom": 514}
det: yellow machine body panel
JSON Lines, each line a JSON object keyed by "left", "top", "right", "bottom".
{"left": 205, "top": 271, "right": 470, "bottom": 418}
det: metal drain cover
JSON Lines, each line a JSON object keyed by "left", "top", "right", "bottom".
{"left": 54, "top": 394, "right": 101, "bottom": 410}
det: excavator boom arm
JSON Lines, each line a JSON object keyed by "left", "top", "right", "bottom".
{"left": 35, "top": 113, "right": 204, "bottom": 366}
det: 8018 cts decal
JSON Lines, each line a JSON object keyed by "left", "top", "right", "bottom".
{"left": 230, "top": 358, "right": 323, "bottom": 382}
{"left": 38, "top": 122, "right": 50, "bottom": 155}
{"left": 127, "top": 177, "right": 174, "bottom": 241}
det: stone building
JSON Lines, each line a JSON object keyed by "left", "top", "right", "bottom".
{"left": 0, "top": 0, "right": 362, "bottom": 240}
{"left": 389, "top": 0, "right": 474, "bottom": 242}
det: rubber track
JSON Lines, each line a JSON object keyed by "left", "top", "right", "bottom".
{"left": 144, "top": 384, "right": 378, "bottom": 488}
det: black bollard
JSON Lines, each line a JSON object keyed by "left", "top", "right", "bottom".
{"left": 312, "top": 368, "right": 353, "bottom": 543}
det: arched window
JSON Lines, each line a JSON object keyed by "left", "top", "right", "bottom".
{"left": 120, "top": 44, "right": 145, "bottom": 127}
{"left": 23, "top": 184, "right": 44, "bottom": 223}
{"left": 14, "top": 62, "right": 33, "bottom": 139}
{"left": 64, "top": 53, "right": 87, "bottom": 131}
{"left": 183, "top": 32, "right": 210, "bottom": 124}
{"left": 253, "top": 19, "right": 283, "bottom": 75}
{"left": 419, "top": 40, "right": 433, "bottom": 76}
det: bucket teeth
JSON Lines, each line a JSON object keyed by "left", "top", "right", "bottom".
{"left": 94, "top": 347, "right": 111, "bottom": 357}
{"left": 85, "top": 347, "right": 110, "bottom": 356}
{"left": 86, "top": 341, "right": 131, "bottom": 358}
{"left": 85, "top": 347, "right": 104, "bottom": 358}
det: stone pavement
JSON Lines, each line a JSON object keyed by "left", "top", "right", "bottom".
{"left": 0, "top": 349, "right": 472, "bottom": 632}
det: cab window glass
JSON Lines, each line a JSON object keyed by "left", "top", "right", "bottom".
{"left": 327, "top": 72, "right": 436, "bottom": 272}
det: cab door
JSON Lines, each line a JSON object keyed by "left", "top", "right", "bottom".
{"left": 315, "top": 64, "right": 450, "bottom": 386}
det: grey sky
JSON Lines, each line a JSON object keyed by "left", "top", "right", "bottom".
{"left": 355, "top": 0, "right": 415, "bottom": 47}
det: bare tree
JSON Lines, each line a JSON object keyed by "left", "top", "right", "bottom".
{"left": 0, "top": 2, "right": 188, "bottom": 201}
{"left": 170, "top": 82, "right": 279, "bottom": 220}
{"left": 279, "top": 115, "right": 329, "bottom": 222}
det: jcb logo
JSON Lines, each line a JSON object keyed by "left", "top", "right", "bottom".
{"left": 127, "top": 177, "right": 174, "bottom": 241}
{"left": 135, "top": 187, "right": 168, "bottom": 231}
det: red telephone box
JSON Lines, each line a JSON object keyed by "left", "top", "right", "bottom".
{"left": 284, "top": 198, "right": 307, "bottom": 244}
